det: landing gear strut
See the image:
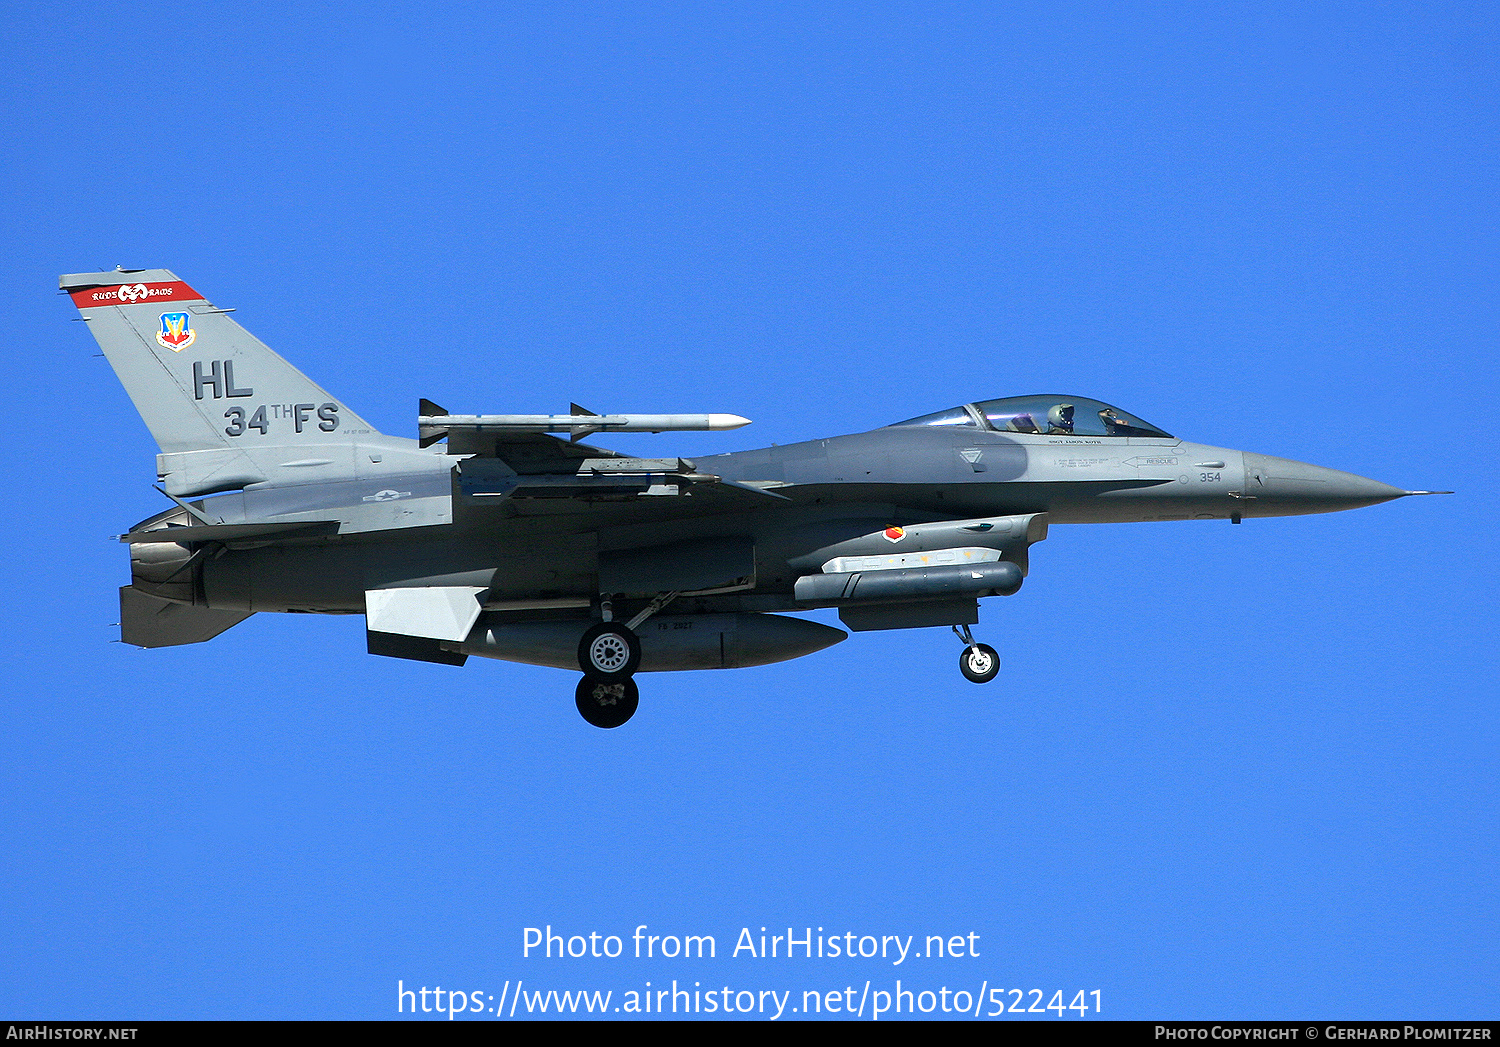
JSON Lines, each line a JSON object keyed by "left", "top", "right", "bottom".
{"left": 953, "top": 624, "right": 999, "bottom": 684}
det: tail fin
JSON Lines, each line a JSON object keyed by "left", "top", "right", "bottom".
{"left": 64, "top": 269, "right": 380, "bottom": 495}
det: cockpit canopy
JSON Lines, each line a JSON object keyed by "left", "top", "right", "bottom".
{"left": 889, "top": 395, "right": 1172, "bottom": 438}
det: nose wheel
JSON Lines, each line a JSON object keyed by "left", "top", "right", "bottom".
{"left": 953, "top": 625, "right": 999, "bottom": 684}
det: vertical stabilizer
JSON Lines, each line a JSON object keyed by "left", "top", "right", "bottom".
{"left": 64, "top": 269, "right": 378, "bottom": 452}
{"left": 64, "top": 269, "right": 382, "bottom": 495}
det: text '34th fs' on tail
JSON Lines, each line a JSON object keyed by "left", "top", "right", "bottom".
{"left": 69, "top": 268, "right": 1449, "bottom": 728}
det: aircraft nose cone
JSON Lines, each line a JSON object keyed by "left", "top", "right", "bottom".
{"left": 1242, "top": 452, "right": 1407, "bottom": 515}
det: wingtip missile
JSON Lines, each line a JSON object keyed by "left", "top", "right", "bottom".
{"left": 417, "top": 407, "right": 753, "bottom": 438}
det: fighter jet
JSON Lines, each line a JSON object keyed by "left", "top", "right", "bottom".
{"left": 67, "top": 269, "right": 1446, "bottom": 727}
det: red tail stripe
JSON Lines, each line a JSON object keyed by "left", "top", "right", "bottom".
{"left": 70, "top": 281, "right": 204, "bottom": 308}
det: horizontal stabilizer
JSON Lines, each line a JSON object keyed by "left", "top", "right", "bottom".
{"left": 364, "top": 586, "right": 486, "bottom": 642}
{"left": 120, "top": 586, "right": 253, "bottom": 647}
{"left": 121, "top": 520, "right": 341, "bottom": 544}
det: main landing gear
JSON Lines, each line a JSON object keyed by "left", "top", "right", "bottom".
{"left": 575, "top": 674, "right": 639, "bottom": 729}
{"left": 953, "top": 624, "right": 999, "bottom": 684}
{"left": 578, "top": 622, "right": 641, "bottom": 678}
{"left": 573, "top": 593, "right": 675, "bottom": 728}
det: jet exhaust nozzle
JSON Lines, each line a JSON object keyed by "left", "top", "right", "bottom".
{"left": 126, "top": 507, "right": 201, "bottom": 604}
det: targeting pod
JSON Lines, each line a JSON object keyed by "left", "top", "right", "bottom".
{"left": 793, "top": 560, "right": 1024, "bottom": 607}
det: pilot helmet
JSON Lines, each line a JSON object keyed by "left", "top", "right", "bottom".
{"left": 1047, "top": 403, "right": 1075, "bottom": 431}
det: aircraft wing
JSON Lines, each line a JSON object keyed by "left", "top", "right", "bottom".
{"left": 455, "top": 430, "right": 633, "bottom": 472}
{"left": 454, "top": 455, "right": 788, "bottom": 506}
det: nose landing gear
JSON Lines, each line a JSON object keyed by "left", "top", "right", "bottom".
{"left": 953, "top": 624, "right": 999, "bottom": 684}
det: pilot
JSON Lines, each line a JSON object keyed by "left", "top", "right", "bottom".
{"left": 1046, "top": 403, "right": 1075, "bottom": 434}
{"left": 1099, "top": 407, "right": 1149, "bottom": 437}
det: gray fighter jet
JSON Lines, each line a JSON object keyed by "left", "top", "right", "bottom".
{"left": 68, "top": 269, "right": 1446, "bottom": 727}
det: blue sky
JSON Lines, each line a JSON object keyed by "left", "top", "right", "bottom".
{"left": 1, "top": 1, "right": 1496, "bottom": 1020}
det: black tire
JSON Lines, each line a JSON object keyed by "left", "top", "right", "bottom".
{"left": 959, "top": 643, "right": 1000, "bottom": 684}
{"left": 575, "top": 674, "right": 639, "bottom": 728}
{"left": 577, "top": 622, "right": 642, "bottom": 678}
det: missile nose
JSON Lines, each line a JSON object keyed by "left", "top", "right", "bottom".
{"left": 706, "top": 414, "right": 753, "bottom": 430}
{"left": 1241, "top": 452, "right": 1408, "bottom": 515}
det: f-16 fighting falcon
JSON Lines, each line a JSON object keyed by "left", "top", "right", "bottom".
{"left": 67, "top": 269, "right": 1447, "bottom": 727}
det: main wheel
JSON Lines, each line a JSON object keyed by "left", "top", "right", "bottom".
{"left": 577, "top": 622, "right": 641, "bottom": 678}
{"left": 575, "top": 674, "right": 639, "bottom": 728}
{"left": 959, "top": 643, "right": 1000, "bottom": 684}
